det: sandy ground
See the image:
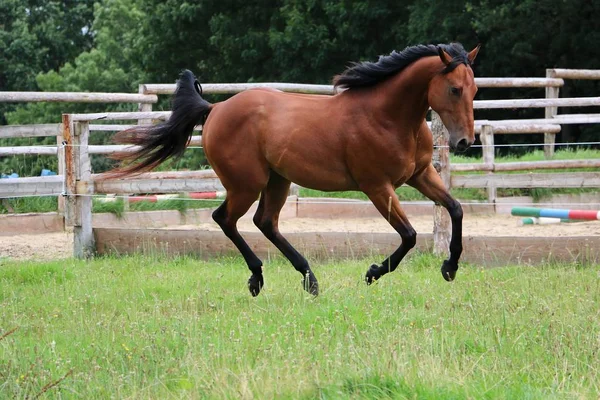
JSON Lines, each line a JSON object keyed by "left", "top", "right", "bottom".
{"left": 1, "top": 214, "right": 599, "bottom": 261}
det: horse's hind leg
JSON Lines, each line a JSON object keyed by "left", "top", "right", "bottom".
{"left": 253, "top": 172, "right": 319, "bottom": 295}
{"left": 212, "top": 191, "right": 265, "bottom": 296}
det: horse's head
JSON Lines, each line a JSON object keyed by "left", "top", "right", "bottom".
{"left": 428, "top": 44, "right": 480, "bottom": 152}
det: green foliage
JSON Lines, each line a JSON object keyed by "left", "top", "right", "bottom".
{"left": 2, "top": 0, "right": 600, "bottom": 177}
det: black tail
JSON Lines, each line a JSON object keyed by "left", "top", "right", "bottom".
{"left": 110, "top": 70, "right": 212, "bottom": 176}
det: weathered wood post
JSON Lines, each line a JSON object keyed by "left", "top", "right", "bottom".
{"left": 63, "top": 114, "right": 94, "bottom": 258}
{"left": 56, "top": 124, "right": 66, "bottom": 218}
{"left": 544, "top": 69, "right": 559, "bottom": 159}
{"left": 431, "top": 111, "right": 451, "bottom": 255}
{"left": 480, "top": 124, "right": 496, "bottom": 207}
{"left": 138, "top": 84, "right": 153, "bottom": 126}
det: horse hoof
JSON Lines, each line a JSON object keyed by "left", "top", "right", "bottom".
{"left": 303, "top": 272, "right": 319, "bottom": 296}
{"left": 441, "top": 260, "right": 458, "bottom": 282}
{"left": 365, "top": 264, "right": 381, "bottom": 285}
{"left": 248, "top": 274, "right": 264, "bottom": 297}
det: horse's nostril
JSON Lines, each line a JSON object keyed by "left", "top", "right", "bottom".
{"left": 456, "top": 138, "right": 470, "bottom": 152}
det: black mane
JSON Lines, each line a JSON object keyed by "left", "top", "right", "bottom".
{"left": 333, "top": 43, "right": 471, "bottom": 90}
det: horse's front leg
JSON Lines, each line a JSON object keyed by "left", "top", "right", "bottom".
{"left": 407, "top": 164, "right": 463, "bottom": 281}
{"left": 363, "top": 184, "right": 417, "bottom": 284}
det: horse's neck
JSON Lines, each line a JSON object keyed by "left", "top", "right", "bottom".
{"left": 374, "top": 56, "right": 442, "bottom": 128}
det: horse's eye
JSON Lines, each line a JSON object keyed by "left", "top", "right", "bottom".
{"left": 451, "top": 87, "right": 462, "bottom": 96}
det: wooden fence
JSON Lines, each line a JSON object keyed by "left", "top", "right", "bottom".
{"left": 1, "top": 71, "right": 600, "bottom": 258}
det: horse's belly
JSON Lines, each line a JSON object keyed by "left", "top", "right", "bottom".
{"left": 271, "top": 154, "right": 357, "bottom": 191}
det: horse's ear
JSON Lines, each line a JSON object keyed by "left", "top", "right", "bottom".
{"left": 467, "top": 44, "right": 481, "bottom": 64}
{"left": 437, "top": 46, "right": 452, "bottom": 66}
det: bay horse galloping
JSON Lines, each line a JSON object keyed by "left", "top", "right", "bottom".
{"left": 111, "top": 43, "right": 480, "bottom": 297}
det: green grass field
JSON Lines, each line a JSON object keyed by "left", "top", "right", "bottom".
{"left": 1, "top": 254, "right": 599, "bottom": 399}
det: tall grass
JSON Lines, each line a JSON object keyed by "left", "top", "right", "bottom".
{"left": 1, "top": 254, "right": 599, "bottom": 398}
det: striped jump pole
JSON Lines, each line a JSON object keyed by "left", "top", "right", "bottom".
{"left": 512, "top": 207, "right": 600, "bottom": 221}
{"left": 518, "top": 217, "right": 570, "bottom": 225}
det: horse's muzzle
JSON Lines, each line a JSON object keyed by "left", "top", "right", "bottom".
{"left": 450, "top": 138, "right": 473, "bottom": 153}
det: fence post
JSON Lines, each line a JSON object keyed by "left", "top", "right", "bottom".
{"left": 56, "top": 125, "right": 66, "bottom": 218}
{"left": 431, "top": 111, "right": 451, "bottom": 255}
{"left": 480, "top": 124, "right": 496, "bottom": 207}
{"left": 544, "top": 69, "right": 559, "bottom": 159}
{"left": 138, "top": 84, "right": 153, "bottom": 125}
{"left": 63, "top": 114, "right": 94, "bottom": 258}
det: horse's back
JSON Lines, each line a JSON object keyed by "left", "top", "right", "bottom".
{"left": 203, "top": 89, "right": 358, "bottom": 191}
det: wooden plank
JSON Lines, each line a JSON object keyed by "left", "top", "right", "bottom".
{"left": 141, "top": 77, "right": 564, "bottom": 96}
{"left": 74, "top": 121, "right": 94, "bottom": 259}
{"left": 87, "top": 136, "right": 202, "bottom": 154}
{"left": 71, "top": 111, "right": 171, "bottom": 121}
{"left": 452, "top": 172, "right": 600, "bottom": 189}
{"left": 138, "top": 84, "right": 154, "bottom": 125}
{"left": 97, "top": 169, "right": 218, "bottom": 181}
{"left": 549, "top": 69, "right": 600, "bottom": 80}
{"left": 93, "top": 177, "right": 225, "bottom": 194}
{"left": 89, "top": 124, "right": 137, "bottom": 131}
{"left": 498, "top": 159, "right": 600, "bottom": 171}
{"left": 88, "top": 124, "right": 203, "bottom": 133}
{"left": 0, "top": 146, "right": 57, "bottom": 155}
{"left": 92, "top": 198, "right": 296, "bottom": 229}
{"left": 544, "top": 69, "right": 559, "bottom": 158}
{"left": 475, "top": 77, "right": 564, "bottom": 88}
{"left": 57, "top": 135, "right": 66, "bottom": 216}
{"left": 0, "top": 91, "right": 157, "bottom": 103}
{"left": 480, "top": 125, "right": 496, "bottom": 204}
{"left": 474, "top": 97, "right": 600, "bottom": 109}
{"left": 452, "top": 159, "right": 600, "bottom": 172}
{"left": 476, "top": 117, "right": 596, "bottom": 125}
{"left": 0, "top": 213, "right": 64, "bottom": 236}
{"left": 0, "top": 176, "right": 63, "bottom": 197}
{"left": 475, "top": 124, "right": 561, "bottom": 134}
{"left": 0, "top": 124, "right": 61, "bottom": 138}
{"left": 63, "top": 114, "right": 76, "bottom": 227}
{"left": 142, "top": 83, "right": 336, "bottom": 95}
{"left": 553, "top": 114, "right": 600, "bottom": 123}
{"left": 94, "top": 228, "right": 434, "bottom": 261}
{"left": 94, "top": 228, "right": 600, "bottom": 266}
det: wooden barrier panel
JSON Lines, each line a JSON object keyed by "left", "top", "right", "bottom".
{"left": 94, "top": 228, "right": 600, "bottom": 266}
{"left": 452, "top": 172, "right": 600, "bottom": 189}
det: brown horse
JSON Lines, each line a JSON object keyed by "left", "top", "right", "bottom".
{"left": 111, "top": 42, "right": 480, "bottom": 297}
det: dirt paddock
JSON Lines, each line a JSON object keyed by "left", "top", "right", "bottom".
{"left": 2, "top": 213, "right": 599, "bottom": 262}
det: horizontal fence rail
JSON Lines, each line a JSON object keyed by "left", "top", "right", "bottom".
{"left": 0, "top": 92, "right": 157, "bottom": 103}
{"left": 0, "top": 124, "right": 62, "bottom": 138}
{"left": 142, "top": 77, "right": 566, "bottom": 95}
{"left": 452, "top": 159, "right": 600, "bottom": 172}
{"left": 549, "top": 69, "right": 600, "bottom": 80}
{"left": 452, "top": 172, "right": 600, "bottom": 189}
{"left": 0, "top": 176, "right": 64, "bottom": 198}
